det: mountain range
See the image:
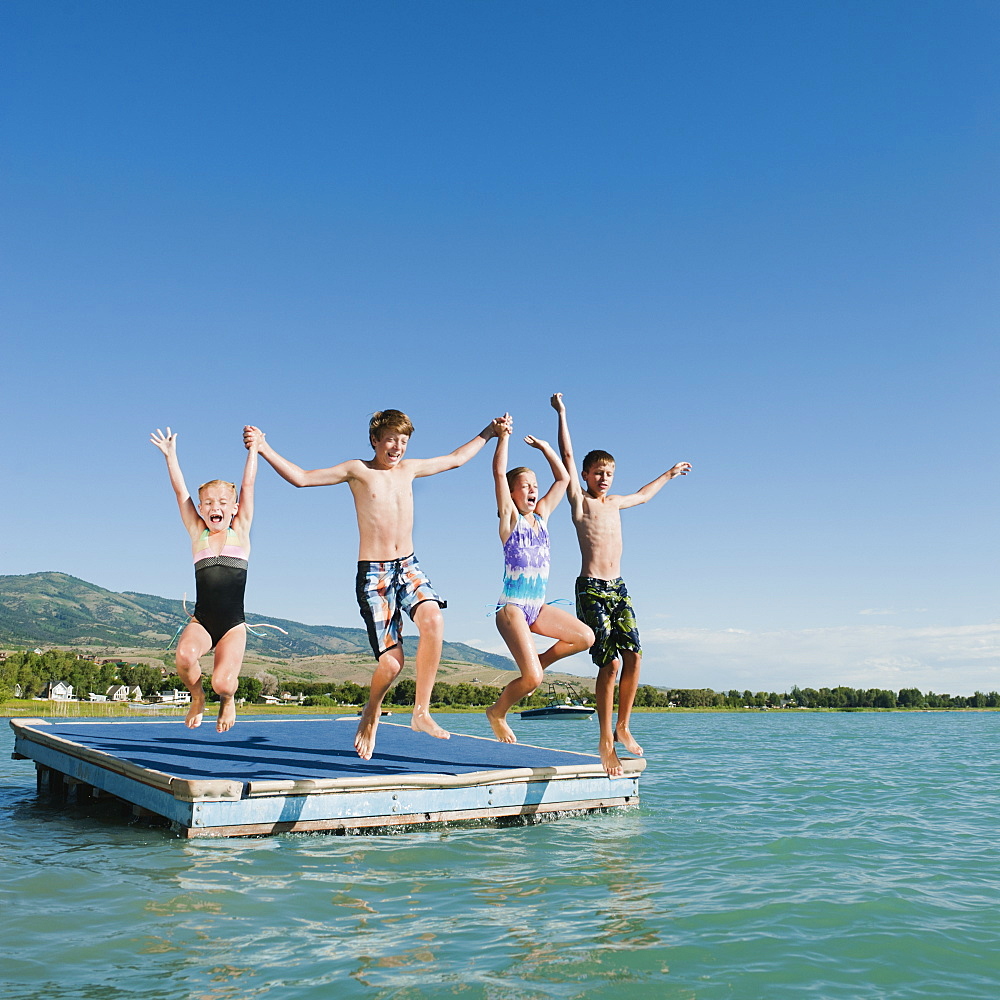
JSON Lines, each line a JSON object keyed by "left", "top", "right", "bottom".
{"left": 0, "top": 572, "right": 514, "bottom": 671}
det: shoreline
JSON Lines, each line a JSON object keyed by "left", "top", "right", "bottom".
{"left": 3, "top": 701, "right": 997, "bottom": 720}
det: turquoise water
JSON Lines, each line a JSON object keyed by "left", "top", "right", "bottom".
{"left": 2, "top": 712, "right": 998, "bottom": 999}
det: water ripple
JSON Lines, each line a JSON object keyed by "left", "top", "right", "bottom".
{"left": 3, "top": 712, "right": 999, "bottom": 999}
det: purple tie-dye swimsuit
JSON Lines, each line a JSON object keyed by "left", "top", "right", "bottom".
{"left": 497, "top": 514, "right": 550, "bottom": 626}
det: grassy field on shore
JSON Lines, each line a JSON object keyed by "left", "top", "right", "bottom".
{"left": 3, "top": 700, "right": 995, "bottom": 720}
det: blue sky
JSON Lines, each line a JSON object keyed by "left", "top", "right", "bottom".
{"left": 2, "top": 1, "right": 996, "bottom": 694}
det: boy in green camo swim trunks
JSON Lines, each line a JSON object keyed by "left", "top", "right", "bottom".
{"left": 552, "top": 393, "right": 692, "bottom": 776}
{"left": 575, "top": 575, "right": 641, "bottom": 668}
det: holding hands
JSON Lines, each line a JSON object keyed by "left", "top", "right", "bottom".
{"left": 490, "top": 414, "right": 513, "bottom": 439}
{"left": 243, "top": 425, "right": 265, "bottom": 451}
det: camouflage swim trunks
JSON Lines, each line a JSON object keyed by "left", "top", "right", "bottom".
{"left": 574, "top": 576, "right": 641, "bottom": 667}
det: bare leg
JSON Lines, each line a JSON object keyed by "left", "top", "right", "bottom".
{"left": 534, "top": 603, "right": 595, "bottom": 670}
{"left": 614, "top": 649, "right": 643, "bottom": 756}
{"left": 488, "top": 606, "right": 543, "bottom": 742}
{"left": 410, "top": 601, "right": 449, "bottom": 741}
{"left": 212, "top": 625, "right": 246, "bottom": 733}
{"left": 489, "top": 604, "right": 594, "bottom": 743}
{"left": 355, "top": 645, "right": 403, "bottom": 760}
{"left": 595, "top": 658, "right": 624, "bottom": 776}
{"left": 175, "top": 621, "right": 212, "bottom": 729}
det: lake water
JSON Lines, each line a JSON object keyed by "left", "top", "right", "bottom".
{"left": 2, "top": 711, "right": 998, "bottom": 999}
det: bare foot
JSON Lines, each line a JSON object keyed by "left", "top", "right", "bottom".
{"left": 600, "top": 738, "right": 624, "bottom": 776}
{"left": 216, "top": 696, "right": 236, "bottom": 733}
{"left": 614, "top": 724, "right": 643, "bottom": 756}
{"left": 185, "top": 688, "right": 205, "bottom": 729}
{"left": 411, "top": 709, "right": 450, "bottom": 741}
{"left": 486, "top": 705, "right": 517, "bottom": 743}
{"left": 354, "top": 709, "right": 380, "bottom": 760}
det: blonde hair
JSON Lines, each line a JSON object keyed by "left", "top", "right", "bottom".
{"left": 506, "top": 466, "right": 534, "bottom": 490}
{"left": 197, "top": 479, "right": 237, "bottom": 501}
{"left": 369, "top": 409, "right": 414, "bottom": 447}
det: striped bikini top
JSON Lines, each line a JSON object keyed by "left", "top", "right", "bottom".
{"left": 193, "top": 527, "right": 249, "bottom": 571}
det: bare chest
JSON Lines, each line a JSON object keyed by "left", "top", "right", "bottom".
{"left": 578, "top": 500, "right": 622, "bottom": 540}
{"left": 351, "top": 472, "right": 413, "bottom": 515}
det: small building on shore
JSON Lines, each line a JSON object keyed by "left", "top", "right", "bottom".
{"left": 41, "top": 681, "right": 74, "bottom": 701}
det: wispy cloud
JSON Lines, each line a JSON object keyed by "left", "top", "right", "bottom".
{"left": 635, "top": 623, "right": 1000, "bottom": 695}
{"left": 858, "top": 608, "right": 929, "bottom": 616}
{"left": 458, "top": 623, "right": 1000, "bottom": 696}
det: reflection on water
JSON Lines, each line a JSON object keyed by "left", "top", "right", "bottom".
{"left": 3, "top": 712, "right": 1000, "bottom": 999}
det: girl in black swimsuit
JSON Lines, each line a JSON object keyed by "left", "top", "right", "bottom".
{"left": 150, "top": 427, "right": 257, "bottom": 733}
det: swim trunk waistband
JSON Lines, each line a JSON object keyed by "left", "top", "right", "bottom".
{"left": 358, "top": 553, "right": 417, "bottom": 570}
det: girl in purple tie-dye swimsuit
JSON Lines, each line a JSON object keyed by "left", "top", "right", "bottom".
{"left": 485, "top": 412, "right": 596, "bottom": 745}
{"left": 497, "top": 509, "right": 550, "bottom": 626}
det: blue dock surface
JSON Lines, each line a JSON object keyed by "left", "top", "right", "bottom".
{"left": 10, "top": 716, "right": 644, "bottom": 837}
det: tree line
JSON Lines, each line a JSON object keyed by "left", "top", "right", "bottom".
{"left": 632, "top": 684, "right": 1000, "bottom": 710}
{"left": 0, "top": 649, "right": 263, "bottom": 703}
{"left": 2, "top": 650, "right": 997, "bottom": 711}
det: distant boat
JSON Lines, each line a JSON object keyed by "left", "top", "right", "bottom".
{"left": 519, "top": 682, "right": 595, "bottom": 720}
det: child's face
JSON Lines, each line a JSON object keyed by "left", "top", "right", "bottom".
{"left": 198, "top": 488, "right": 238, "bottom": 532}
{"left": 510, "top": 472, "right": 539, "bottom": 515}
{"left": 372, "top": 430, "right": 409, "bottom": 469}
{"left": 582, "top": 461, "right": 615, "bottom": 498}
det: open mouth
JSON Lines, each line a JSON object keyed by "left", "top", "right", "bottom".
{"left": 209, "top": 514, "right": 224, "bottom": 523}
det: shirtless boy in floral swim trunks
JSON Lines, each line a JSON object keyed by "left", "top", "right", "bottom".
{"left": 244, "top": 411, "right": 504, "bottom": 760}
{"left": 551, "top": 393, "right": 692, "bottom": 775}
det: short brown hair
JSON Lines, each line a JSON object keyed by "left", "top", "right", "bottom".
{"left": 582, "top": 450, "right": 615, "bottom": 472}
{"left": 369, "top": 409, "right": 414, "bottom": 447}
{"left": 197, "top": 479, "right": 237, "bottom": 501}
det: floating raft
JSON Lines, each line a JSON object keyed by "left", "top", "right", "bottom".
{"left": 9, "top": 716, "right": 644, "bottom": 838}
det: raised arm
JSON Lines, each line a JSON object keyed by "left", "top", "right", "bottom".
{"left": 619, "top": 462, "right": 693, "bottom": 509}
{"left": 409, "top": 416, "right": 506, "bottom": 478}
{"left": 551, "top": 393, "right": 583, "bottom": 511}
{"left": 243, "top": 425, "right": 352, "bottom": 487}
{"left": 527, "top": 436, "right": 570, "bottom": 519}
{"left": 150, "top": 428, "right": 202, "bottom": 536}
{"left": 232, "top": 436, "right": 258, "bottom": 530}
{"left": 493, "top": 419, "right": 518, "bottom": 541}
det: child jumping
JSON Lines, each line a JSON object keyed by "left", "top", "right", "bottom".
{"left": 150, "top": 427, "right": 257, "bottom": 733}
{"left": 552, "top": 392, "right": 691, "bottom": 775}
{"left": 485, "top": 413, "right": 595, "bottom": 743}
{"left": 243, "top": 410, "right": 504, "bottom": 760}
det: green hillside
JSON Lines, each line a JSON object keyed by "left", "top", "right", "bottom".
{"left": 0, "top": 572, "right": 514, "bottom": 671}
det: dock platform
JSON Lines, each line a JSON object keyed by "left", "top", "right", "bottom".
{"left": 9, "top": 716, "right": 644, "bottom": 838}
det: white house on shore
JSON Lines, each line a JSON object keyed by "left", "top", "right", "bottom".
{"left": 262, "top": 692, "right": 306, "bottom": 706}
{"left": 41, "top": 681, "right": 74, "bottom": 701}
{"left": 149, "top": 689, "right": 192, "bottom": 705}
{"left": 106, "top": 684, "right": 143, "bottom": 702}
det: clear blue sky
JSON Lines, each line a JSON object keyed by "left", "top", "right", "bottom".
{"left": 2, "top": 1, "right": 996, "bottom": 694}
